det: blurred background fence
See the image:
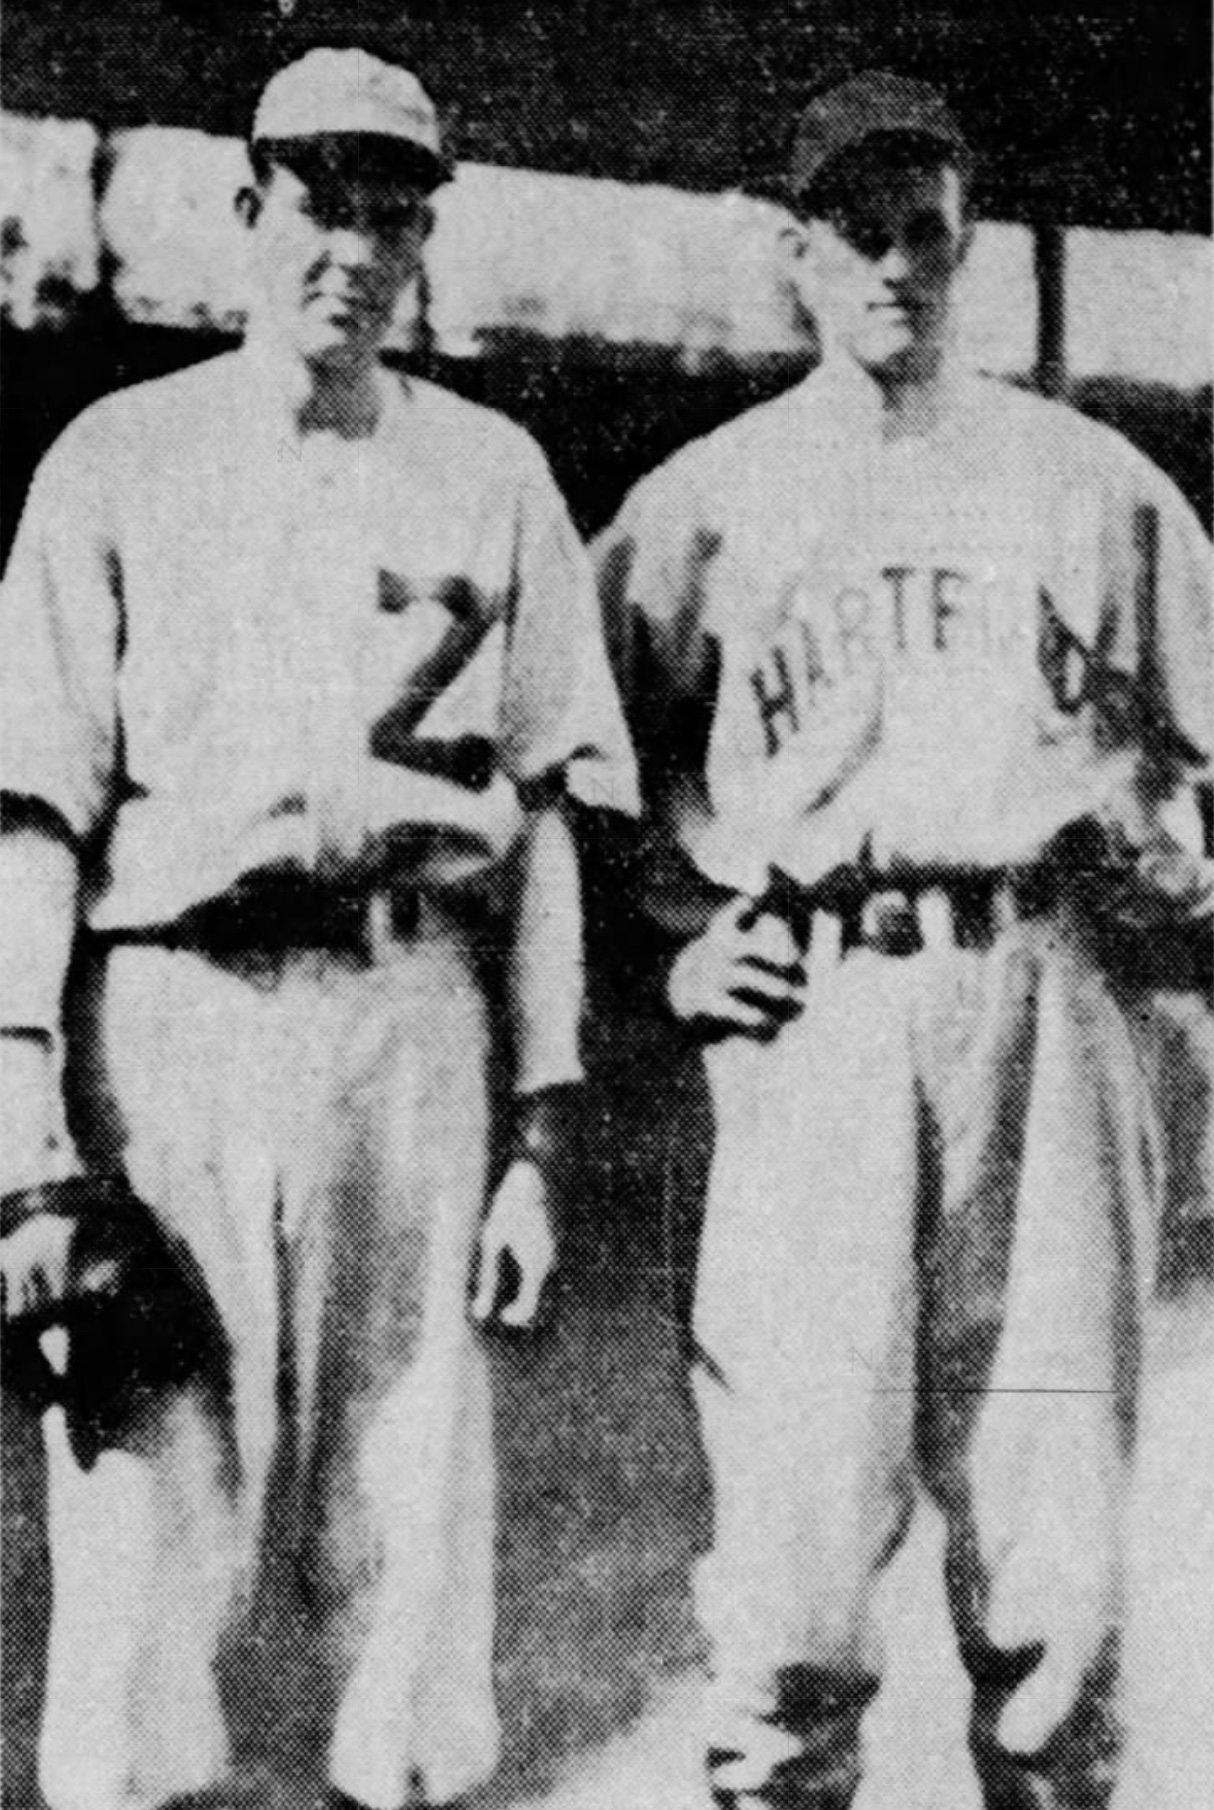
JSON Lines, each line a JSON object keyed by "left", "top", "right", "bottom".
{"left": 2, "top": 0, "right": 1211, "bottom": 547}
{"left": 2, "top": 106, "right": 1210, "bottom": 553}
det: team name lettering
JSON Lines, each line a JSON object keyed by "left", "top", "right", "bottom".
{"left": 748, "top": 562, "right": 1015, "bottom": 755}
{"left": 749, "top": 644, "right": 800, "bottom": 754}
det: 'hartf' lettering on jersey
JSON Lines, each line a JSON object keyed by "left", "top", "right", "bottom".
{"left": 747, "top": 560, "right": 1036, "bottom": 758}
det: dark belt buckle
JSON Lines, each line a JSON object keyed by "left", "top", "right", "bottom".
{"left": 858, "top": 888, "right": 921, "bottom": 957}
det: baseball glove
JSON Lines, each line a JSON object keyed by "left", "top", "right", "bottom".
{"left": 1051, "top": 817, "right": 1214, "bottom": 928}
{"left": 1049, "top": 816, "right": 1213, "bottom": 995}
{"left": 1, "top": 1173, "right": 224, "bottom": 1434}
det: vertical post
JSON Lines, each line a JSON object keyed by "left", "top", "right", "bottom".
{"left": 1034, "top": 222, "right": 1067, "bottom": 397}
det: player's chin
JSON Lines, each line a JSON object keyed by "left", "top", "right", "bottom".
{"left": 858, "top": 325, "right": 919, "bottom": 372}
{"left": 859, "top": 307, "right": 940, "bottom": 366}
{"left": 298, "top": 305, "right": 383, "bottom": 361}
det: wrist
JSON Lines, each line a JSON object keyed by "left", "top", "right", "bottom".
{"left": 506, "top": 1083, "right": 581, "bottom": 1175}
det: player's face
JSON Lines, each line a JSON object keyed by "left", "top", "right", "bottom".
{"left": 799, "top": 157, "right": 970, "bottom": 382}
{"left": 245, "top": 159, "right": 431, "bottom": 370}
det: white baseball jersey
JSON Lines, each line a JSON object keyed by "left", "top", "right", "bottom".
{"left": 598, "top": 356, "right": 1211, "bottom": 910}
{"left": 597, "top": 355, "right": 1211, "bottom": 1807}
{"left": 1, "top": 347, "right": 640, "bottom": 1810}
{"left": 1, "top": 342, "right": 639, "bottom": 932}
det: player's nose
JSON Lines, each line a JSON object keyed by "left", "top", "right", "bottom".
{"left": 325, "top": 222, "right": 376, "bottom": 269}
{"left": 876, "top": 240, "right": 912, "bottom": 282}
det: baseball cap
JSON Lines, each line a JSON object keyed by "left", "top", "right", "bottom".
{"left": 788, "top": 70, "right": 968, "bottom": 206}
{"left": 252, "top": 48, "right": 453, "bottom": 189}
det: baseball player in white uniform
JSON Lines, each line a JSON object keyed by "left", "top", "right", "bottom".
{"left": 596, "top": 71, "right": 1212, "bottom": 1810}
{"left": 0, "top": 49, "right": 636, "bottom": 1810}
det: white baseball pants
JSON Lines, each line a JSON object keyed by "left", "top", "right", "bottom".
{"left": 693, "top": 909, "right": 1155, "bottom": 1807}
{"left": 38, "top": 909, "right": 499, "bottom": 1810}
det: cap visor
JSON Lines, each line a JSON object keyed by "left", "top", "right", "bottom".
{"left": 253, "top": 132, "right": 453, "bottom": 192}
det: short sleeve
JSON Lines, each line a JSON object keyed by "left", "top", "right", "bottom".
{"left": 594, "top": 471, "right": 689, "bottom": 705}
{"left": 1141, "top": 471, "right": 1213, "bottom": 767}
{"left": 1, "top": 423, "right": 121, "bottom": 841}
{"left": 500, "top": 448, "right": 639, "bottom": 816}
{"left": 593, "top": 469, "right": 728, "bottom": 939}
{"left": 1083, "top": 448, "right": 1212, "bottom": 774}
{"left": 593, "top": 470, "right": 721, "bottom": 807}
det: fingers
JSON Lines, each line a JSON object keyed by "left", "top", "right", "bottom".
{"left": 469, "top": 1230, "right": 502, "bottom": 1323}
{"left": 987, "top": 1548, "right": 1113, "bottom": 1754}
{"left": 700, "top": 947, "right": 807, "bottom": 1039}
{"left": 670, "top": 900, "right": 808, "bottom": 1032}
{"left": 706, "top": 1000, "right": 803, "bottom": 1041}
{"left": 706, "top": 980, "right": 805, "bottom": 1040}
{"left": 733, "top": 955, "right": 806, "bottom": 999}
{"left": 497, "top": 1249, "right": 547, "bottom": 1329}
{"left": 471, "top": 1232, "right": 553, "bottom": 1330}
{"left": 739, "top": 909, "right": 803, "bottom": 972}
{"left": 471, "top": 1169, "right": 557, "bottom": 1332}
{"left": 39, "top": 1326, "right": 69, "bottom": 1379}
{"left": 997, "top": 1633, "right": 1094, "bottom": 1755}
{"left": 721, "top": 893, "right": 758, "bottom": 934}
{"left": 1, "top": 1216, "right": 75, "bottom": 1322}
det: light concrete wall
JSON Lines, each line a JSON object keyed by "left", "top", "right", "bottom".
{"left": 102, "top": 126, "right": 252, "bottom": 334}
{"left": 1, "top": 110, "right": 1210, "bottom": 390}
{"left": 1068, "top": 228, "right": 1213, "bottom": 388}
{"left": 0, "top": 114, "right": 101, "bottom": 329}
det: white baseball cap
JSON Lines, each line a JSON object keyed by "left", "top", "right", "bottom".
{"left": 252, "top": 47, "right": 452, "bottom": 188}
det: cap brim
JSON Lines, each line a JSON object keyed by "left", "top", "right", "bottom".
{"left": 252, "top": 131, "right": 454, "bottom": 192}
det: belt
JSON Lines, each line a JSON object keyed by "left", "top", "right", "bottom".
{"left": 765, "top": 867, "right": 1053, "bottom": 961}
{"left": 102, "top": 879, "right": 418, "bottom": 964}
{"left": 837, "top": 879, "right": 1017, "bottom": 957}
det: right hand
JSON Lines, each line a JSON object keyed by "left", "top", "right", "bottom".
{"left": 1, "top": 1032, "right": 80, "bottom": 1325}
{"left": 667, "top": 896, "right": 807, "bottom": 1039}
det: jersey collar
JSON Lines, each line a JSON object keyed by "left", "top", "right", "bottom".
{"left": 240, "top": 331, "right": 410, "bottom": 447}
{"left": 805, "top": 349, "right": 970, "bottom": 448}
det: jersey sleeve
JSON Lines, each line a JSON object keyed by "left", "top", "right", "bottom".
{"left": 498, "top": 448, "right": 639, "bottom": 816}
{"left": 1, "top": 422, "right": 122, "bottom": 842}
{"left": 593, "top": 469, "right": 720, "bottom": 800}
{"left": 593, "top": 469, "right": 731, "bottom": 942}
{"left": 1084, "top": 451, "right": 1213, "bottom": 775}
{"left": 1137, "top": 468, "right": 1212, "bottom": 768}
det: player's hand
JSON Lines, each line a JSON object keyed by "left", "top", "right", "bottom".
{"left": 1, "top": 1033, "right": 84, "bottom": 1331}
{"left": 668, "top": 896, "right": 806, "bottom": 1039}
{"left": 1099, "top": 831, "right": 1214, "bottom": 929}
{"left": 1, "top": 1211, "right": 80, "bottom": 1329}
{"left": 471, "top": 1159, "right": 556, "bottom": 1332}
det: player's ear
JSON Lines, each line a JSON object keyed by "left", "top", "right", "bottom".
{"left": 778, "top": 217, "right": 812, "bottom": 271}
{"left": 955, "top": 215, "right": 976, "bottom": 270}
{"left": 235, "top": 183, "right": 262, "bottom": 228}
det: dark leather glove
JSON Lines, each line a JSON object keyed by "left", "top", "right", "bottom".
{"left": 1, "top": 1174, "right": 224, "bottom": 1435}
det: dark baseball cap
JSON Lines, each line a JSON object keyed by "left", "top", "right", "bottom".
{"left": 788, "top": 70, "right": 968, "bottom": 206}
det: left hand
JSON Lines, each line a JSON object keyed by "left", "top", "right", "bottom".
{"left": 1102, "top": 834, "right": 1214, "bottom": 930}
{"left": 470, "top": 1159, "right": 556, "bottom": 1332}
